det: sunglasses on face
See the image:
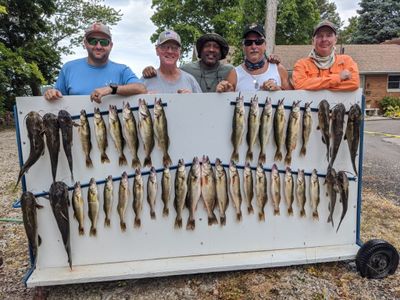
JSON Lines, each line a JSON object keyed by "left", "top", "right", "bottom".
{"left": 86, "top": 37, "right": 111, "bottom": 47}
{"left": 243, "top": 38, "right": 265, "bottom": 46}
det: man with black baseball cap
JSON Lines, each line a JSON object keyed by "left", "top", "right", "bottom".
{"left": 45, "top": 22, "right": 146, "bottom": 103}
{"left": 292, "top": 20, "right": 359, "bottom": 91}
{"left": 143, "top": 32, "right": 234, "bottom": 92}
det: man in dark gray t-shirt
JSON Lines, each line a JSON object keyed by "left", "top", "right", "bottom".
{"left": 143, "top": 33, "right": 233, "bottom": 92}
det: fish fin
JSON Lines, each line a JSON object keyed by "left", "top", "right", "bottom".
{"left": 104, "top": 218, "right": 111, "bottom": 227}
{"left": 79, "top": 226, "right": 84, "bottom": 235}
{"left": 287, "top": 207, "right": 293, "bottom": 216}
{"left": 174, "top": 217, "right": 182, "bottom": 229}
{"left": 38, "top": 235, "right": 42, "bottom": 246}
{"left": 245, "top": 150, "right": 253, "bottom": 162}
{"left": 101, "top": 153, "right": 110, "bottom": 164}
{"left": 90, "top": 226, "right": 96, "bottom": 236}
{"left": 208, "top": 213, "right": 218, "bottom": 226}
{"left": 120, "top": 221, "right": 126, "bottom": 232}
{"left": 132, "top": 158, "right": 141, "bottom": 169}
{"left": 86, "top": 156, "right": 93, "bottom": 168}
{"left": 300, "top": 146, "right": 306, "bottom": 156}
{"left": 300, "top": 209, "right": 306, "bottom": 217}
{"left": 163, "top": 153, "right": 172, "bottom": 167}
{"left": 284, "top": 153, "right": 291, "bottom": 165}
{"left": 163, "top": 207, "right": 169, "bottom": 217}
{"left": 220, "top": 215, "right": 226, "bottom": 226}
{"left": 231, "top": 151, "right": 239, "bottom": 163}
{"left": 150, "top": 211, "right": 156, "bottom": 220}
{"left": 134, "top": 217, "right": 141, "bottom": 228}
{"left": 119, "top": 154, "right": 128, "bottom": 166}
{"left": 236, "top": 211, "right": 242, "bottom": 222}
{"left": 321, "top": 136, "right": 326, "bottom": 144}
{"left": 258, "top": 152, "right": 266, "bottom": 164}
{"left": 258, "top": 211, "right": 265, "bottom": 222}
{"left": 247, "top": 205, "right": 254, "bottom": 214}
{"left": 312, "top": 211, "right": 319, "bottom": 220}
{"left": 60, "top": 212, "right": 68, "bottom": 222}
{"left": 186, "top": 218, "right": 195, "bottom": 230}
{"left": 274, "top": 150, "right": 282, "bottom": 162}
{"left": 274, "top": 208, "right": 280, "bottom": 216}
{"left": 36, "top": 203, "right": 44, "bottom": 209}
{"left": 336, "top": 218, "right": 344, "bottom": 233}
{"left": 144, "top": 156, "right": 152, "bottom": 168}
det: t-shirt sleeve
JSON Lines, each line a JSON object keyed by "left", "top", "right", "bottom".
{"left": 54, "top": 67, "right": 68, "bottom": 95}
{"left": 190, "top": 76, "right": 202, "bottom": 93}
{"left": 121, "top": 66, "right": 142, "bottom": 84}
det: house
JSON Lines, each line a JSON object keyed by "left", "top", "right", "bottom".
{"left": 275, "top": 44, "right": 400, "bottom": 108}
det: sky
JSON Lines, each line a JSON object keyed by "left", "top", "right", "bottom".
{"left": 61, "top": 0, "right": 360, "bottom": 78}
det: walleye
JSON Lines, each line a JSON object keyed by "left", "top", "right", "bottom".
{"left": 284, "top": 167, "right": 294, "bottom": 216}
{"left": 147, "top": 166, "right": 158, "bottom": 219}
{"left": 317, "top": 100, "right": 330, "bottom": 162}
{"left": 300, "top": 101, "right": 313, "bottom": 156}
{"left": 186, "top": 157, "right": 201, "bottom": 230}
{"left": 336, "top": 171, "right": 349, "bottom": 232}
{"left": 310, "top": 169, "right": 320, "bottom": 220}
{"left": 243, "top": 162, "right": 254, "bottom": 214}
{"left": 228, "top": 160, "right": 242, "bottom": 221}
{"left": 274, "top": 98, "right": 286, "bottom": 161}
{"left": 271, "top": 164, "right": 281, "bottom": 215}
{"left": 200, "top": 156, "right": 218, "bottom": 225}
{"left": 154, "top": 98, "right": 172, "bottom": 167}
{"left": 109, "top": 105, "right": 127, "bottom": 166}
{"left": 72, "top": 181, "right": 85, "bottom": 235}
{"left": 284, "top": 100, "right": 301, "bottom": 165}
{"left": 138, "top": 98, "right": 155, "bottom": 167}
{"left": 78, "top": 109, "right": 93, "bottom": 168}
{"left": 118, "top": 171, "right": 129, "bottom": 231}
{"left": 344, "top": 104, "right": 362, "bottom": 175}
{"left": 21, "top": 191, "right": 43, "bottom": 266}
{"left": 16, "top": 111, "right": 45, "bottom": 188}
{"left": 258, "top": 97, "right": 273, "bottom": 164}
{"left": 246, "top": 95, "right": 260, "bottom": 162}
{"left": 122, "top": 102, "right": 141, "bottom": 168}
{"left": 49, "top": 181, "right": 72, "bottom": 269}
{"left": 43, "top": 113, "right": 60, "bottom": 182}
{"left": 58, "top": 110, "right": 74, "bottom": 181}
{"left": 255, "top": 163, "right": 267, "bottom": 221}
{"left": 133, "top": 168, "right": 144, "bottom": 227}
{"left": 214, "top": 158, "right": 229, "bottom": 226}
{"left": 93, "top": 107, "right": 110, "bottom": 163}
{"left": 87, "top": 178, "right": 99, "bottom": 236}
{"left": 231, "top": 94, "right": 245, "bottom": 162}
{"left": 326, "top": 167, "right": 338, "bottom": 227}
{"left": 174, "top": 159, "right": 187, "bottom": 228}
{"left": 329, "top": 103, "right": 346, "bottom": 168}
{"left": 161, "top": 167, "right": 171, "bottom": 216}
{"left": 296, "top": 169, "right": 306, "bottom": 217}
{"left": 103, "top": 175, "right": 113, "bottom": 227}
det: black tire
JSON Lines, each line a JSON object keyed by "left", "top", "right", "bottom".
{"left": 356, "top": 239, "right": 399, "bottom": 279}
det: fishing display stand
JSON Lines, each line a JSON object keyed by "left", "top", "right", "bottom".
{"left": 15, "top": 90, "right": 368, "bottom": 287}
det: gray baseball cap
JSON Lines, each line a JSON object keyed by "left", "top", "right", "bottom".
{"left": 84, "top": 22, "right": 112, "bottom": 39}
{"left": 156, "top": 30, "right": 181, "bottom": 46}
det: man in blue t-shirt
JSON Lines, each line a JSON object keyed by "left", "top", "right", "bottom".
{"left": 44, "top": 22, "right": 146, "bottom": 103}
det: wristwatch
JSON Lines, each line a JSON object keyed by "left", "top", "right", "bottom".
{"left": 109, "top": 83, "right": 118, "bottom": 95}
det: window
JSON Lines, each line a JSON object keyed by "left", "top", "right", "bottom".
{"left": 388, "top": 74, "right": 400, "bottom": 90}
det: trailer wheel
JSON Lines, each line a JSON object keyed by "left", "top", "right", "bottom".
{"left": 356, "top": 239, "right": 399, "bottom": 279}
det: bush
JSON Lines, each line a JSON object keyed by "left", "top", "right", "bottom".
{"left": 380, "top": 96, "right": 400, "bottom": 113}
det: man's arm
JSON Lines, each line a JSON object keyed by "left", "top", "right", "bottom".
{"left": 277, "top": 64, "right": 292, "bottom": 90}
{"left": 330, "top": 57, "right": 360, "bottom": 91}
{"left": 216, "top": 69, "right": 236, "bottom": 92}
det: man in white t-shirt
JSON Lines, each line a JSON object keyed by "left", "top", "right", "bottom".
{"left": 143, "top": 30, "right": 202, "bottom": 94}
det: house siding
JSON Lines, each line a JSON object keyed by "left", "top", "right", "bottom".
{"left": 364, "top": 75, "right": 400, "bottom": 108}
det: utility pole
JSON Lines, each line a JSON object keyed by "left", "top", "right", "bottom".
{"left": 264, "top": 0, "right": 279, "bottom": 55}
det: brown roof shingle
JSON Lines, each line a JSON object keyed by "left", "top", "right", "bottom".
{"left": 274, "top": 44, "right": 400, "bottom": 74}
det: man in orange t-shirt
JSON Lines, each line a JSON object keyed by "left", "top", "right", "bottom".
{"left": 292, "top": 20, "right": 360, "bottom": 91}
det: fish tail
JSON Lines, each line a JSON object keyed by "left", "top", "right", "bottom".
{"left": 288, "top": 207, "right": 293, "bottom": 216}
{"left": 79, "top": 226, "right": 84, "bottom": 235}
{"left": 274, "top": 150, "right": 282, "bottom": 162}
{"left": 312, "top": 211, "right": 319, "bottom": 220}
{"left": 119, "top": 154, "right": 128, "bottom": 166}
{"left": 86, "top": 155, "right": 93, "bottom": 168}
{"left": 220, "top": 215, "right": 226, "bottom": 226}
{"left": 258, "top": 211, "right": 265, "bottom": 222}
{"left": 300, "top": 145, "right": 306, "bottom": 156}
{"left": 90, "top": 226, "right": 97, "bottom": 236}
{"left": 163, "top": 207, "right": 169, "bottom": 217}
{"left": 120, "top": 221, "right": 126, "bottom": 232}
{"left": 236, "top": 211, "right": 242, "bottom": 222}
{"left": 163, "top": 153, "right": 172, "bottom": 167}
{"left": 174, "top": 217, "right": 182, "bottom": 229}
{"left": 245, "top": 150, "right": 253, "bottom": 162}
{"left": 231, "top": 150, "right": 239, "bottom": 163}
{"left": 101, "top": 153, "right": 110, "bottom": 163}
{"left": 144, "top": 156, "right": 152, "bottom": 167}
{"left": 208, "top": 213, "right": 219, "bottom": 226}
{"left": 186, "top": 218, "right": 195, "bottom": 230}
{"left": 352, "top": 160, "right": 358, "bottom": 176}
{"left": 15, "top": 170, "right": 24, "bottom": 190}
{"left": 150, "top": 210, "right": 156, "bottom": 220}
{"left": 132, "top": 157, "right": 141, "bottom": 169}
{"left": 327, "top": 215, "right": 334, "bottom": 227}
{"left": 247, "top": 205, "right": 254, "bottom": 214}
{"left": 258, "top": 152, "right": 266, "bottom": 164}
{"left": 336, "top": 218, "right": 344, "bottom": 233}
{"left": 134, "top": 217, "right": 141, "bottom": 228}
{"left": 274, "top": 208, "right": 280, "bottom": 216}
{"left": 300, "top": 209, "right": 306, "bottom": 217}
{"left": 284, "top": 153, "right": 291, "bottom": 165}
{"left": 104, "top": 218, "right": 111, "bottom": 227}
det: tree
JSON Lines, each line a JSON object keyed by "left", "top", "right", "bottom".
{"left": 316, "top": 0, "right": 342, "bottom": 28}
{"left": 0, "top": 0, "right": 121, "bottom": 111}
{"left": 338, "top": 16, "right": 359, "bottom": 44}
{"left": 353, "top": 0, "right": 400, "bottom": 44}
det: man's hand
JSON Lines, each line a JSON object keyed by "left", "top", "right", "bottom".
{"left": 261, "top": 79, "right": 281, "bottom": 91}
{"left": 340, "top": 69, "right": 352, "bottom": 81}
{"left": 267, "top": 54, "right": 281, "bottom": 65}
{"left": 177, "top": 88, "right": 191, "bottom": 94}
{"left": 90, "top": 86, "right": 112, "bottom": 103}
{"left": 216, "top": 80, "right": 234, "bottom": 93}
{"left": 142, "top": 66, "right": 157, "bottom": 79}
{"left": 44, "top": 89, "right": 63, "bottom": 101}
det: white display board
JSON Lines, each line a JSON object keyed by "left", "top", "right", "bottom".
{"left": 15, "top": 90, "right": 363, "bottom": 287}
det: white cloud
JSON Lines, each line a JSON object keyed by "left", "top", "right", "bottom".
{"left": 332, "top": 0, "right": 360, "bottom": 26}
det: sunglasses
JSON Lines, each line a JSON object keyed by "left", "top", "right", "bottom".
{"left": 243, "top": 39, "right": 265, "bottom": 46}
{"left": 86, "top": 37, "right": 111, "bottom": 47}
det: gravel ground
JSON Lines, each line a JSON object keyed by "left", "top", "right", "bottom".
{"left": 0, "top": 127, "right": 399, "bottom": 300}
